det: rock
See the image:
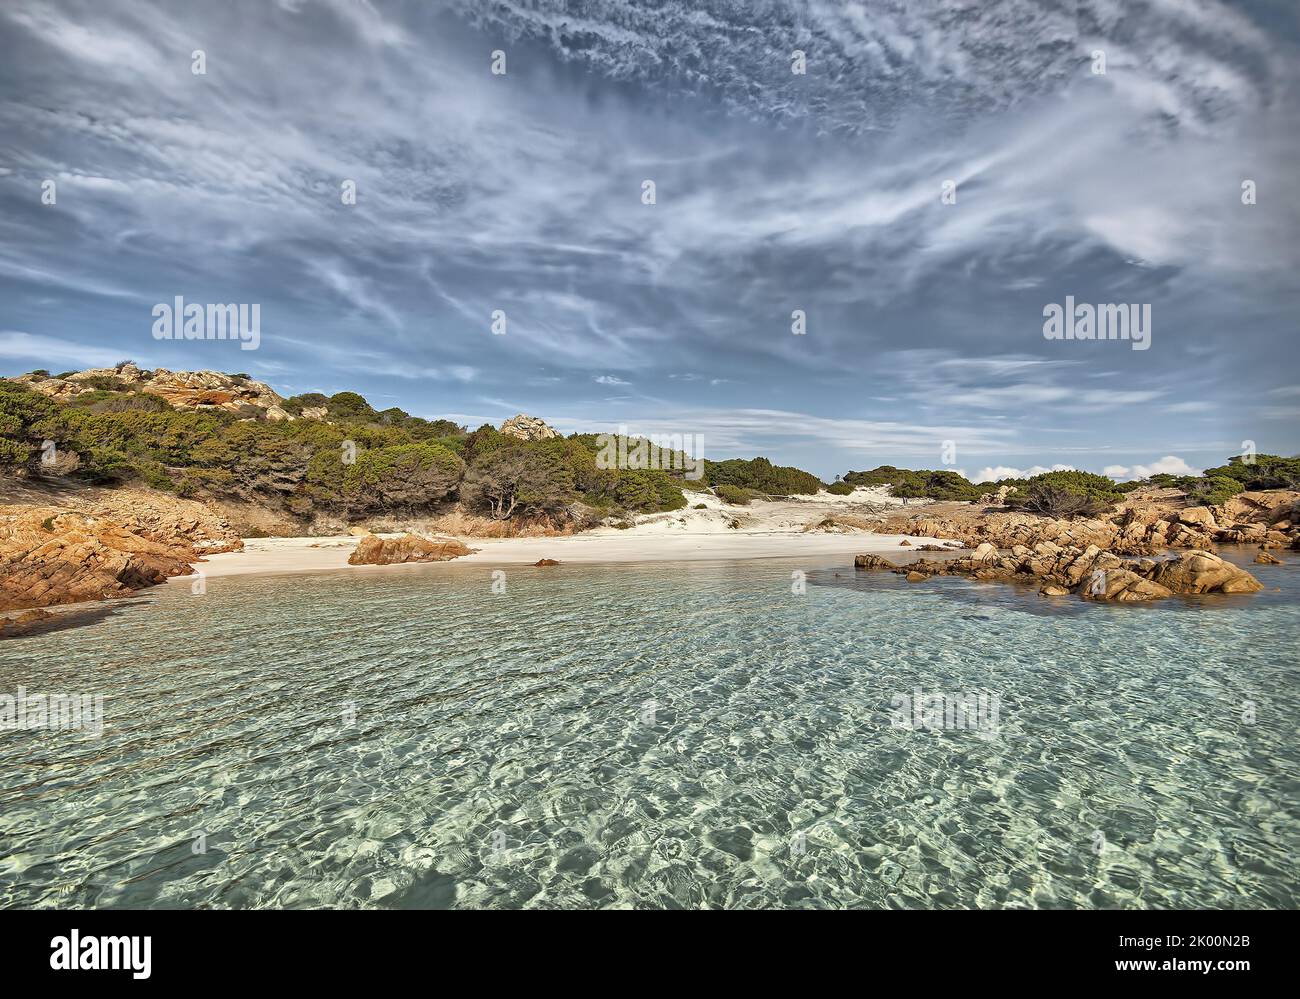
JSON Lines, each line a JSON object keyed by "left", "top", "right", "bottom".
{"left": 0, "top": 508, "right": 200, "bottom": 611}
{"left": 1143, "top": 550, "right": 1264, "bottom": 595}
{"left": 1254, "top": 551, "right": 1282, "bottom": 565}
{"left": 1039, "top": 584, "right": 1070, "bottom": 596}
{"left": 534, "top": 558, "right": 560, "bottom": 566}
{"left": 1178, "top": 506, "right": 1218, "bottom": 530}
{"left": 499, "top": 414, "right": 560, "bottom": 442}
{"left": 1078, "top": 568, "right": 1173, "bottom": 602}
{"left": 977, "top": 484, "right": 1018, "bottom": 506}
{"left": 971, "top": 542, "right": 998, "bottom": 561}
{"left": 0, "top": 608, "right": 57, "bottom": 638}
{"left": 347, "top": 533, "right": 476, "bottom": 565}
{"left": 905, "top": 571, "right": 926, "bottom": 582}
{"left": 11, "top": 366, "right": 286, "bottom": 419}
{"left": 348, "top": 527, "right": 371, "bottom": 537}
{"left": 899, "top": 539, "right": 912, "bottom": 546}
{"left": 854, "top": 553, "right": 898, "bottom": 570}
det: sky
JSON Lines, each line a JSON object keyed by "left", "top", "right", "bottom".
{"left": 1, "top": 0, "right": 1297, "bottom": 482}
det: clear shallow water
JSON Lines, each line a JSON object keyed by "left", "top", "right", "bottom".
{"left": 1, "top": 553, "right": 1296, "bottom": 909}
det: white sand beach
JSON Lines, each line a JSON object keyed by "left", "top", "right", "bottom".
{"left": 186, "top": 487, "right": 952, "bottom": 580}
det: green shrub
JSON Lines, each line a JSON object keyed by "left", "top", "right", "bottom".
{"left": 1181, "top": 475, "right": 1245, "bottom": 507}
{"left": 842, "top": 466, "right": 982, "bottom": 501}
{"left": 705, "top": 456, "right": 821, "bottom": 495}
{"left": 825, "top": 480, "right": 854, "bottom": 495}
{"left": 80, "top": 374, "right": 128, "bottom": 392}
{"left": 716, "top": 483, "right": 755, "bottom": 505}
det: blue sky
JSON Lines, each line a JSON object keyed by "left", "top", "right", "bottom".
{"left": 1, "top": 0, "right": 1297, "bottom": 481}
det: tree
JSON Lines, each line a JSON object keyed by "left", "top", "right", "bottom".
{"left": 466, "top": 445, "right": 573, "bottom": 519}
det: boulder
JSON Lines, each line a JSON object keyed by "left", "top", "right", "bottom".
{"left": 1078, "top": 568, "right": 1173, "bottom": 602}
{"left": 1178, "top": 506, "right": 1218, "bottom": 530}
{"left": 499, "top": 414, "right": 560, "bottom": 442}
{"left": 854, "top": 553, "right": 898, "bottom": 570}
{"left": 1039, "top": 584, "right": 1070, "bottom": 596}
{"left": 905, "top": 571, "right": 926, "bottom": 582}
{"left": 1254, "top": 551, "right": 1282, "bottom": 565}
{"left": 1143, "top": 550, "right": 1263, "bottom": 594}
{"left": 348, "top": 533, "right": 476, "bottom": 565}
{"left": 534, "top": 558, "right": 561, "bottom": 566}
{"left": 0, "top": 507, "right": 200, "bottom": 611}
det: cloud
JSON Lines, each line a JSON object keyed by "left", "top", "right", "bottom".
{"left": 974, "top": 464, "right": 1076, "bottom": 483}
{"left": 0, "top": 330, "right": 130, "bottom": 369}
{"left": 0, "top": 0, "right": 1295, "bottom": 478}
{"left": 1104, "top": 456, "right": 1200, "bottom": 480}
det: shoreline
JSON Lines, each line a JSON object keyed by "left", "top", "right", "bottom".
{"left": 182, "top": 529, "right": 950, "bottom": 580}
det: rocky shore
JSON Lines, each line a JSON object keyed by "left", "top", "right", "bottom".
{"left": 0, "top": 485, "right": 242, "bottom": 618}
{"left": 869, "top": 489, "right": 1300, "bottom": 555}
{"left": 856, "top": 543, "right": 1265, "bottom": 602}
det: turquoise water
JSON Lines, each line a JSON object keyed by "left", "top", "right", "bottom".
{"left": 1, "top": 552, "right": 1297, "bottom": 909}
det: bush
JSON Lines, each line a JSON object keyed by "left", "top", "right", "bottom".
{"left": 705, "top": 456, "right": 822, "bottom": 495}
{"left": 1181, "top": 475, "right": 1245, "bottom": 507}
{"left": 715, "top": 483, "right": 755, "bottom": 505}
{"left": 80, "top": 375, "right": 129, "bottom": 392}
{"left": 842, "top": 466, "right": 982, "bottom": 501}
{"left": 825, "top": 480, "right": 854, "bottom": 495}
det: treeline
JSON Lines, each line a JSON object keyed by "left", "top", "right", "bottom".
{"left": 843, "top": 458, "right": 1300, "bottom": 517}
{"left": 0, "top": 380, "right": 693, "bottom": 523}
{"left": 8, "top": 372, "right": 1294, "bottom": 524}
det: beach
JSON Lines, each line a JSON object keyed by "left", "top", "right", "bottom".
{"left": 184, "top": 486, "right": 944, "bottom": 578}
{"left": 188, "top": 529, "right": 945, "bottom": 578}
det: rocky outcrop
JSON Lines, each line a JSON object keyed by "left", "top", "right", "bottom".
{"left": 854, "top": 543, "right": 1262, "bottom": 602}
{"left": 976, "top": 484, "right": 1018, "bottom": 506}
{"left": 0, "top": 508, "right": 202, "bottom": 611}
{"left": 11, "top": 364, "right": 289, "bottom": 420}
{"left": 347, "top": 533, "right": 476, "bottom": 565}
{"left": 871, "top": 489, "right": 1300, "bottom": 555}
{"left": 499, "top": 414, "right": 560, "bottom": 442}
{"left": 0, "top": 487, "right": 242, "bottom": 613}
{"left": 1143, "top": 550, "right": 1265, "bottom": 594}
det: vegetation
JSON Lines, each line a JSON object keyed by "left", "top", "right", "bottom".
{"left": 0, "top": 379, "right": 689, "bottom": 523}
{"left": 10, "top": 370, "right": 1293, "bottom": 529}
{"left": 843, "top": 466, "right": 984, "bottom": 501}
{"left": 715, "top": 483, "right": 756, "bottom": 505}
{"left": 703, "top": 456, "right": 823, "bottom": 495}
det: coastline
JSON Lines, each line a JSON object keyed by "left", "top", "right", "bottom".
{"left": 183, "top": 529, "right": 947, "bottom": 580}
